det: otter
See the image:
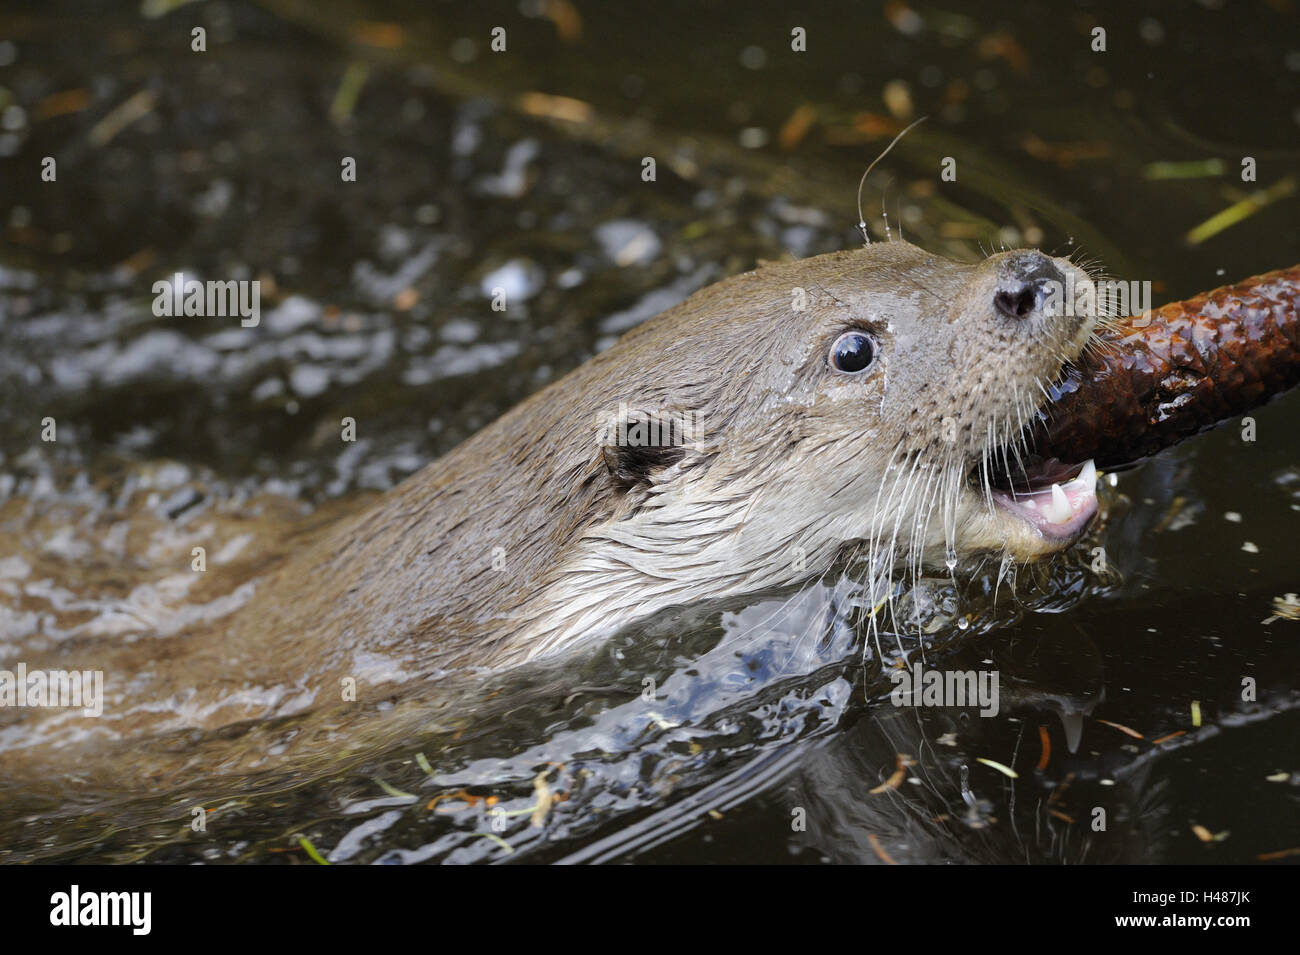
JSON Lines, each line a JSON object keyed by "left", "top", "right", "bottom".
{"left": 0, "top": 239, "right": 1101, "bottom": 784}
{"left": 324, "top": 240, "right": 1100, "bottom": 663}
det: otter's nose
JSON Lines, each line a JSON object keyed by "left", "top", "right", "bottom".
{"left": 994, "top": 253, "right": 1065, "bottom": 321}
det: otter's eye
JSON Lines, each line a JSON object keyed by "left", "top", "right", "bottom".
{"left": 829, "top": 330, "right": 877, "bottom": 374}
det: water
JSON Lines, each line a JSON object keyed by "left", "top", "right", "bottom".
{"left": 0, "top": 0, "right": 1296, "bottom": 863}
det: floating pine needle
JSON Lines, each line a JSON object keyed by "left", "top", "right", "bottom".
{"left": 867, "top": 833, "right": 898, "bottom": 864}
{"left": 1257, "top": 846, "right": 1300, "bottom": 861}
{"left": 1185, "top": 176, "right": 1295, "bottom": 245}
{"left": 329, "top": 62, "right": 370, "bottom": 126}
{"left": 1096, "top": 719, "right": 1144, "bottom": 740}
{"left": 88, "top": 89, "right": 157, "bottom": 148}
{"left": 1048, "top": 772, "right": 1076, "bottom": 805}
{"left": 869, "top": 753, "right": 915, "bottom": 793}
{"left": 516, "top": 92, "right": 593, "bottom": 124}
{"left": 976, "top": 757, "right": 1018, "bottom": 779}
{"left": 1019, "top": 133, "right": 1112, "bottom": 167}
{"left": 821, "top": 113, "right": 900, "bottom": 145}
{"left": 296, "top": 835, "right": 332, "bottom": 865}
{"left": 33, "top": 87, "right": 91, "bottom": 121}
{"left": 371, "top": 778, "right": 417, "bottom": 800}
{"left": 1152, "top": 496, "right": 1188, "bottom": 534}
{"left": 478, "top": 832, "right": 514, "bottom": 853}
{"left": 1151, "top": 730, "right": 1187, "bottom": 745}
{"left": 778, "top": 103, "right": 819, "bottom": 150}
{"left": 1036, "top": 725, "right": 1051, "bottom": 770}
{"left": 1143, "top": 158, "right": 1227, "bottom": 180}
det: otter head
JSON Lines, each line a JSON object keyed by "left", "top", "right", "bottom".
{"left": 790, "top": 240, "right": 1102, "bottom": 565}
{"left": 526, "top": 240, "right": 1100, "bottom": 658}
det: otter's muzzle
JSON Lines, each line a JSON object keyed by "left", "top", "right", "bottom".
{"left": 993, "top": 252, "right": 1066, "bottom": 322}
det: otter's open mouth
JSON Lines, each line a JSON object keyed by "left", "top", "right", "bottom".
{"left": 977, "top": 456, "right": 1099, "bottom": 542}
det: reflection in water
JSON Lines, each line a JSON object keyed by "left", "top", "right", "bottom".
{"left": 0, "top": 469, "right": 1120, "bottom": 865}
{"left": 0, "top": 441, "right": 1296, "bottom": 863}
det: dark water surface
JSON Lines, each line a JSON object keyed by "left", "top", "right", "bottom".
{"left": 0, "top": 0, "right": 1296, "bottom": 863}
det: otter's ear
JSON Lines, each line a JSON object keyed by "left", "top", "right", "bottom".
{"left": 597, "top": 405, "right": 697, "bottom": 491}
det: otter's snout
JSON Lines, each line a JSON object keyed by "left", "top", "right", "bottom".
{"left": 993, "top": 252, "right": 1066, "bottom": 321}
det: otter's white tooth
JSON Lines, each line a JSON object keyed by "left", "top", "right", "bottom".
{"left": 1048, "top": 482, "right": 1072, "bottom": 522}
{"left": 1078, "top": 459, "right": 1097, "bottom": 488}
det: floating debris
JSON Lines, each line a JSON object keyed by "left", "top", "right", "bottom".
{"left": 296, "top": 835, "right": 332, "bottom": 865}
{"left": 427, "top": 789, "right": 498, "bottom": 813}
{"left": 1020, "top": 133, "right": 1113, "bottom": 167}
{"left": 869, "top": 753, "right": 915, "bottom": 793}
{"left": 1257, "top": 846, "right": 1300, "bottom": 861}
{"left": 1096, "top": 719, "right": 1144, "bottom": 740}
{"left": 867, "top": 832, "right": 898, "bottom": 864}
{"left": 1263, "top": 593, "right": 1300, "bottom": 624}
{"left": 1185, "top": 176, "right": 1295, "bottom": 245}
{"left": 88, "top": 89, "right": 156, "bottom": 147}
{"left": 976, "top": 757, "right": 1018, "bottom": 779}
{"left": 517, "top": 91, "right": 592, "bottom": 124}
{"left": 329, "top": 62, "right": 370, "bottom": 126}
{"left": 882, "top": 79, "right": 914, "bottom": 121}
{"left": 1143, "top": 158, "right": 1227, "bottom": 180}
{"left": 778, "top": 104, "right": 818, "bottom": 150}
{"left": 371, "top": 778, "right": 417, "bottom": 801}
{"left": 350, "top": 21, "right": 406, "bottom": 49}
{"left": 33, "top": 87, "right": 90, "bottom": 121}
{"left": 540, "top": 0, "right": 584, "bottom": 44}
{"left": 530, "top": 770, "right": 555, "bottom": 829}
{"left": 477, "top": 832, "right": 514, "bottom": 853}
{"left": 1190, "top": 824, "right": 1229, "bottom": 843}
